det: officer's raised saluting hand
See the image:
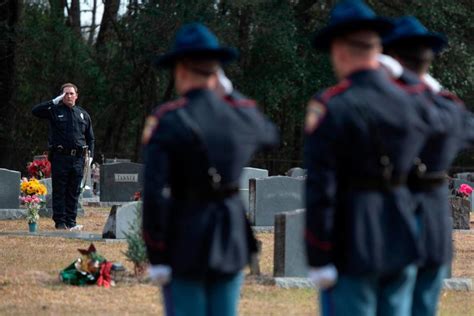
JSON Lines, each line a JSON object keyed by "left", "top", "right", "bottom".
{"left": 52, "top": 92, "right": 65, "bottom": 105}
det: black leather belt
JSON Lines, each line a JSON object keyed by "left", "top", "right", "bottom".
{"left": 52, "top": 146, "right": 87, "bottom": 157}
{"left": 174, "top": 186, "right": 239, "bottom": 201}
{"left": 348, "top": 175, "right": 407, "bottom": 191}
{"left": 408, "top": 172, "right": 447, "bottom": 191}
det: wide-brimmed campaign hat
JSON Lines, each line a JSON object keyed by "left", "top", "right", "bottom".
{"left": 383, "top": 16, "right": 447, "bottom": 54}
{"left": 313, "top": 0, "right": 393, "bottom": 51}
{"left": 155, "top": 23, "right": 238, "bottom": 68}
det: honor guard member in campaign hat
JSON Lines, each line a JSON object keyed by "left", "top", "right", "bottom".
{"left": 304, "top": 1, "right": 437, "bottom": 315}
{"left": 141, "top": 23, "right": 279, "bottom": 316}
{"left": 383, "top": 16, "right": 474, "bottom": 316}
{"left": 32, "top": 83, "right": 94, "bottom": 230}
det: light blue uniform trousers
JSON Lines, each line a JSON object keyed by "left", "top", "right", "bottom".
{"left": 411, "top": 264, "right": 448, "bottom": 316}
{"left": 162, "top": 272, "right": 243, "bottom": 316}
{"left": 320, "top": 264, "right": 417, "bottom": 316}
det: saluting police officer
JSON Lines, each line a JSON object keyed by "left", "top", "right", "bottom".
{"left": 32, "top": 83, "right": 94, "bottom": 230}
{"left": 383, "top": 17, "right": 474, "bottom": 316}
{"left": 141, "top": 23, "right": 279, "bottom": 316}
{"left": 304, "top": 1, "right": 436, "bottom": 315}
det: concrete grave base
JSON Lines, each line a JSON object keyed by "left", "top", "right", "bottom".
{"left": 273, "top": 277, "right": 473, "bottom": 291}
{"left": 38, "top": 206, "right": 85, "bottom": 218}
{"left": 0, "top": 209, "right": 27, "bottom": 220}
{"left": 252, "top": 226, "right": 274, "bottom": 233}
{"left": 443, "top": 278, "right": 473, "bottom": 291}
{"left": 274, "top": 277, "right": 314, "bottom": 289}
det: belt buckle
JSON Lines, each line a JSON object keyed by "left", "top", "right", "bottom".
{"left": 71, "top": 149, "right": 76, "bottom": 156}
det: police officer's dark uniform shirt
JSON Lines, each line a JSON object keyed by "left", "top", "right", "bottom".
{"left": 32, "top": 100, "right": 95, "bottom": 156}
{"left": 396, "top": 71, "right": 474, "bottom": 267}
{"left": 304, "top": 68, "right": 436, "bottom": 276}
{"left": 142, "top": 88, "right": 279, "bottom": 278}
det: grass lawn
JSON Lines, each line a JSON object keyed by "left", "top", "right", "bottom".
{"left": 0, "top": 208, "right": 473, "bottom": 315}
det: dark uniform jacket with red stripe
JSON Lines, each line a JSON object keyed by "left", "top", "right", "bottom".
{"left": 396, "top": 70, "right": 474, "bottom": 267}
{"left": 142, "top": 88, "right": 279, "bottom": 278}
{"left": 304, "top": 68, "right": 437, "bottom": 276}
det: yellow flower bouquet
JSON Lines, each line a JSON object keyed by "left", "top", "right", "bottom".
{"left": 20, "top": 178, "right": 47, "bottom": 227}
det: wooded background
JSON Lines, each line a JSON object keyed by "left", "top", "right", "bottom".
{"left": 1, "top": 0, "right": 473, "bottom": 174}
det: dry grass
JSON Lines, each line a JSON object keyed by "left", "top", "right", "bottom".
{"left": 0, "top": 208, "right": 473, "bottom": 315}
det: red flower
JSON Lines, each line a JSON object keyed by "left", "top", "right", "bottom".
{"left": 27, "top": 159, "right": 51, "bottom": 179}
{"left": 459, "top": 184, "right": 473, "bottom": 197}
{"left": 133, "top": 191, "right": 142, "bottom": 201}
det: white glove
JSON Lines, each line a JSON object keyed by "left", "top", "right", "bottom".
{"left": 217, "top": 68, "right": 234, "bottom": 95}
{"left": 148, "top": 264, "right": 172, "bottom": 285}
{"left": 87, "top": 157, "right": 93, "bottom": 167}
{"left": 308, "top": 264, "right": 338, "bottom": 290}
{"left": 52, "top": 93, "right": 65, "bottom": 105}
{"left": 377, "top": 54, "right": 403, "bottom": 79}
{"left": 423, "top": 74, "right": 442, "bottom": 93}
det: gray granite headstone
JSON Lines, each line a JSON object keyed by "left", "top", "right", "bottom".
{"left": 286, "top": 167, "right": 306, "bottom": 178}
{"left": 114, "top": 202, "right": 141, "bottom": 239}
{"left": 33, "top": 154, "right": 48, "bottom": 161}
{"left": 455, "top": 172, "right": 469, "bottom": 180}
{"left": 239, "top": 167, "right": 269, "bottom": 212}
{"left": 39, "top": 178, "right": 52, "bottom": 217}
{"left": 249, "top": 176, "right": 305, "bottom": 226}
{"left": 100, "top": 162, "right": 143, "bottom": 202}
{"left": 274, "top": 209, "right": 307, "bottom": 277}
{"left": 0, "top": 168, "right": 21, "bottom": 209}
{"left": 105, "top": 158, "right": 131, "bottom": 163}
{"left": 450, "top": 196, "right": 470, "bottom": 229}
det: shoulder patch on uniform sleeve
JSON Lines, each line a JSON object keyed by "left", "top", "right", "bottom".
{"left": 320, "top": 79, "right": 352, "bottom": 103}
{"left": 224, "top": 95, "right": 256, "bottom": 108}
{"left": 152, "top": 98, "right": 188, "bottom": 119}
{"left": 305, "top": 100, "right": 327, "bottom": 134}
{"left": 142, "top": 98, "right": 188, "bottom": 145}
{"left": 141, "top": 116, "right": 158, "bottom": 145}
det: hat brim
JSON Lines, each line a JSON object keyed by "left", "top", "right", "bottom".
{"left": 313, "top": 18, "right": 394, "bottom": 51}
{"left": 383, "top": 33, "right": 448, "bottom": 54}
{"left": 154, "top": 47, "right": 238, "bottom": 68}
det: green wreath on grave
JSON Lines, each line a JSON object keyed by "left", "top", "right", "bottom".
{"left": 59, "top": 243, "right": 113, "bottom": 287}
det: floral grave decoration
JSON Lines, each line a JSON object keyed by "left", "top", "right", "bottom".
{"left": 27, "top": 158, "right": 51, "bottom": 179}
{"left": 20, "top": 178, "right": 47, "bottom": 224}
{"left": 60, "top": 243, "right": 114, "bottom": 288}
{"left": 458, "top": 184, "right": 473, "bottom": 198}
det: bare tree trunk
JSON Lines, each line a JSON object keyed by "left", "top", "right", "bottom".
{"left": 49, "top": 0, "right": 66, "bottom": 19}
{"left": 96, "top": 0, "right": 120, "bottom": 51}
{"left": 0, "top": 0, "right": 21, "bottom": 168}
{"left": 88, "top": 0, "right": 97, "bottom": 45}
{"left": 66, "top": 0, "right": 81, "bottom": 37}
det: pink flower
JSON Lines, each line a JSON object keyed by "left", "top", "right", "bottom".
{"left": 459, "top": 184, "right": 473, "bottom": 197}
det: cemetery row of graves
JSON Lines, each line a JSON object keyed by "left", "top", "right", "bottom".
{"left": 1, "top": 159, "right": 474, "bottom": 314}
{"left": 0, "top": 160, "right": 472, "bottom": 287}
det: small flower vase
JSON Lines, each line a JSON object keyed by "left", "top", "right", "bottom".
{"left": 28, "top": 222, "right": 38, "bottom": 233}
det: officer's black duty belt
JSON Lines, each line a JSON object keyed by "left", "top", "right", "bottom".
{"left": 174, "top": 186, "right": 239, "bottom": 201}
{"left": 348, "top": 175, "right": 407, "bottom": 191}
{"left": 408, "top": 173, "right": 447, "bottom": 191}
{"left": 52, "top": 147, "right": 87, "bottom": 157}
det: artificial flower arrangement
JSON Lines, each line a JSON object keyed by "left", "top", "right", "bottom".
{"left": 27, "top": 158, "right": 51, "bottom": 179}
{"left": 20, "top": 178, "right": 47, "bottom": 225}
{"left": 458, "top": 184, "right": 473, "bottom": 198}
{"left": 60, "top": 244, "right": 114, "bottom": 288}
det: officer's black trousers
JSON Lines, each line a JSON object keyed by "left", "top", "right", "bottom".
{"left": 51, "top": 154, "right": 84, "bottom": 227}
